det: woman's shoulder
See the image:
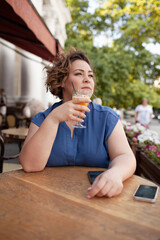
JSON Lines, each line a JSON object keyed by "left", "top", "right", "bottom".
{"left": 89, "top": 102, "right": 120, "bottom": 140}
{"left": 43, "top": 101, "right": 62, "bottom": 116}
{"left": 32, "top": 101, "right": 62, "bottom": 126}
{"left": 90, "top": 102, "right": 119, "bottom": 117}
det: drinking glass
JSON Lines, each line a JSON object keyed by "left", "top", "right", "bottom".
{"left": 72, "top": 89, "right": 92, "bottom": 128}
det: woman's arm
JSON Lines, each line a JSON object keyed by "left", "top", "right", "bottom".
{"left": 149, "top": 113, "right": 152, "bottom": 123}
{"left": 87, "top": 120, "right": 136, "bottom": 198}
{"left": 135, "top": 111, "right": 138, "bottom": 122}
{"left": 19, "top": 115, "right": 60, "bottom": 172}
{"left": 19, "top": 98, "right": 90, "bottom": 172}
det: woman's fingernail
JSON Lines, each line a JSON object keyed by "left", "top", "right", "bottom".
{"left": 86, "top": 194, "right": 91, "bottom": 199}
{"left": 88, "top": 187, "right": 92, "bottom": 191}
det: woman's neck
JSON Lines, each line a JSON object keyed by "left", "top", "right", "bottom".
{"left": 62, "top": 93, "right": 72, "bottom": 103}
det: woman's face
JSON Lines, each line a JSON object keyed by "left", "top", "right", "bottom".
{"left": 142, "top": 99, "right": 148, "bottom": 106}
{"left": 62, "top": 60, "right": 95, "bottom": 101}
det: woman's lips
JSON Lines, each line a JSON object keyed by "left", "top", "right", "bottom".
{"left": 82, "top": 87, "right": 91, "bottom": 90}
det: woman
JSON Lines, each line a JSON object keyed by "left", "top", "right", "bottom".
{"left": 19, "top": 48, "right": 136, "bottom": 198}
{"left": 135, "top": 98, "right": 153, "bottom": 128}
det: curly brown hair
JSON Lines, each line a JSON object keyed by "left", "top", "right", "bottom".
{"left": 45, "top": 48, "right": 93, "bottom": 99}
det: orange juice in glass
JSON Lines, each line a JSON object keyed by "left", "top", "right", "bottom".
{"left": 72, "top": 89, "right": 91, "bottom": 128}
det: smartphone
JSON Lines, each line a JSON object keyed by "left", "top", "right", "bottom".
{"left": 88, "top": 171, "right": 104, "bottom": 184}
{"left": 133, "top": 184, "right": 159, "bottom": 203}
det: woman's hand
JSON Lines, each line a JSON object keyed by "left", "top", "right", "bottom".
{"left": 50, "top": 98, "right": 91, "bottom": 124}
{"left": 86, "top": 170, "right": 123, "bottom": 198}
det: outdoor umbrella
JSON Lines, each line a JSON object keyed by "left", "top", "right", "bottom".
{"left": 0, "top": 0, "right": 62, "bottom": 62}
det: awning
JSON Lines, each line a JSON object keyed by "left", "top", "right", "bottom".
{"left": 0, "top": 0, "right": 62, "bottom": 62}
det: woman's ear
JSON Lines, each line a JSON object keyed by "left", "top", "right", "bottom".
{"left": 61, "top": 81, "right": 65, "bottom": 88}
{"left": 61, "top": 76, "right": 67, "bottom": 88}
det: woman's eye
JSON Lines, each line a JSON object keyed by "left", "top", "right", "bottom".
{"left": 75, "top": 73, "right": 82, "bottom": 76}
{"left": 89, "top": 74, "right": 94, "bottom": 78}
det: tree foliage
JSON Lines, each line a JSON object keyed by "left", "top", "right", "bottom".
{"left": 65, "top": 0, "right": 160, "bottom": 108}
{"left": 100, "top": 0, "right": 160, "bottom": 45}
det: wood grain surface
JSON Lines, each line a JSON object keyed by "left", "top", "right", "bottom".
{"left": 0, "top": 167, "right": 159, "bottom": 240}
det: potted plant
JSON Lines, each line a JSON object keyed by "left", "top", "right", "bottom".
{"left": 122, "top": 120, "right": 160, "bottom": 184}
{"left": 137, "top": 131, "right": 160, "bottom": 184}
{"left": 122, "top": 121, "right": 146, "bottom": 155}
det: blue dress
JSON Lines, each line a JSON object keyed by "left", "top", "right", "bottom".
{"left": 32, "top": 101, "right": 119, "bottom": 168}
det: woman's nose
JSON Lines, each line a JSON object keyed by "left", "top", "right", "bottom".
{"left": 83, "top": 75, "right": 90, "bottom": 82}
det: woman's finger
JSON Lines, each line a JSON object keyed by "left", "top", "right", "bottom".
{"left": 73, "top": 110, "right": 86, "bottom": 119}
{"left": 96, "top": 183, "right": 112, "bottom": 197}
{"left": 87, "top": 174, "right": 107, "bottom": 198}
{"left": 106, "top": 183, "right": 123, "bottom": 198}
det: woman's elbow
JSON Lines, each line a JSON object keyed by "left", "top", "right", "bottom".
{"left": 130, "top": 153, "right": 137, "bottom": 173}
{"left": 23, "top": 165, "right": 45, "bottom": 173}
{"left": 22, "top": 164, "right": 45, "bottom": 173}
{"left": 19, "top": 155, "right": 45, "bottom": 173}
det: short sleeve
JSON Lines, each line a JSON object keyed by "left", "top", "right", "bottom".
{"left": 150, "top": 106, "right": 153, "bottom": 114}
{"left": 135, "top": 105, "right": 139, "bottom": 112}
{"left": 31, "top": 101, "right": 62, "bottom": 127}
{"left": 104, "top": 109, "right": 120, "bottom": 142}
{"left": 32, "top": 112, "right": 45, "bottom": 127}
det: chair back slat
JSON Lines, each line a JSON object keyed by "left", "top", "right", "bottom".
{"left": 6, "top": 114, "right": 17, "bottom": 128}
{"left": 0, "top": 135, "right": 5, "bottom": 173}
{"left": 0, "top": 113, "right": 3, "bottom": 127}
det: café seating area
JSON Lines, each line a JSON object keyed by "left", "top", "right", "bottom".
{"left": 0, "top": 105, "right": 30, "bottom": 173}
{"left": 0, "top": 135, "right": 19, "bottom": 173}
{"left": 0, "top": 104, "right": 31, "bottom": 130}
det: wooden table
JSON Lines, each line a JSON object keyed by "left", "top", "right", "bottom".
{"left": 0, "top": 167, "right": 159, "bottom": 240}
{"left": 1, "top": 127, "right": 28, "bottom": 150}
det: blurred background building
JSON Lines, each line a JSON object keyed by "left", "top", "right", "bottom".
{"left": 0, "top": 0, "right": 71, "bottom": 108}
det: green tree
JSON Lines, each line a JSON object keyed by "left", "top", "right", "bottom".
{"left": 98, "top": 0, "right": 160, "bottom": 45}
{"left": 65, "top": 0, "right": 93, "bottom": 47}
{"left": 95, "top": 0, "right": 160, "bottom": 82}
{"left": 65, "top": 0, "right": 160, "bottom": 108}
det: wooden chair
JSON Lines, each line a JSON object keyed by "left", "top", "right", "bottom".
{"left": 0, "top": 135, "right": 19, "bottom": 173}
{"left": 6, "top": 114, "right": 18, "bottom": 128}
{"left": 0, "top": 113, "right": 3, "bottom": 129}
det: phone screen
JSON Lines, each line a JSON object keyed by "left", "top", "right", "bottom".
{"left": 134, "top": 185, "right": 159, "bottom": 202}
{"left": 88, "top": 171, "right": 104, "bottom": 184}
